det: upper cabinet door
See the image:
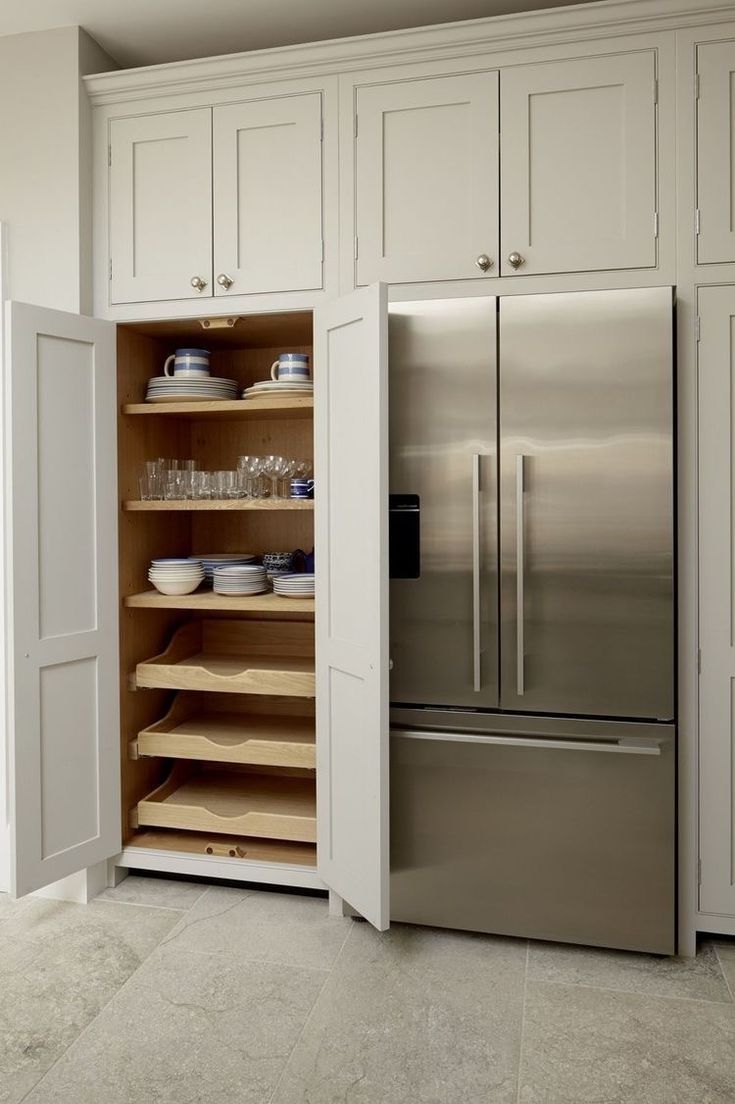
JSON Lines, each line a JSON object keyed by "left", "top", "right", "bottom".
{"left": 4, "top": 303, "right": 121, "bottom": 897}
{"left": 213, "top": 94, "right": 324, "bottom": 296}
{"left": 109, "top": 108, "right": 212, "bottom": 304}
{"left": 354, "top": 73, "right": 499, "bottom": 285}
{"left": 314, "top": 283, "right": 390, "bottom": 930}
{"left": 500, "top": 53, "right": 657, "bottom": 276}
{"left": 697, "top": 41, "right": 735, "bottom": 264}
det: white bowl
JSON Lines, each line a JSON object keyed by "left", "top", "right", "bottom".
{"left": 150, "top": 578, "right": 202, "bottom": 595}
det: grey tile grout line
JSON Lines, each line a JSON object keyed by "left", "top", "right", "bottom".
{"left": 94, "top": 896, "right": 203, "bottom": 913}
{"left": 266, "top": 919, "right": 357, "bottom": 1104}
{"left": 148, "top": 943, "right": 340, "bottom": 972}
{"left": 524, "top": 973, "right": 735, "bottom": 1007}
{"left": 515, "top": 941, "right": 530, "bottom": 1104}
{"left": 15, "top": 909, "right": 183, "bottom": 1104}
{"left": 713, "top": 945, "right": 735, "bottom": 1004}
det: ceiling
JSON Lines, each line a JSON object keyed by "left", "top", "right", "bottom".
{"left": 0, "top": 0, "right": 604, "bottom": 69}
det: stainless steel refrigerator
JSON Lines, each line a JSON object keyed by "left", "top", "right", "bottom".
{"left": 388, "top": 288, "right": 676, "bottom": 953}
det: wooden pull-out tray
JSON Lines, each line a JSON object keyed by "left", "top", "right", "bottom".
{"left": 135, "top": 693, "right": 316, "bottom": 769}
{"left": 127, "top": 828, "right": 316, "bottom": 867}
{"left": 135, "top": 620, "right": 315, "bottom": 697}
{"left": 134, "top": 765, "right": 316, "bottom": 842}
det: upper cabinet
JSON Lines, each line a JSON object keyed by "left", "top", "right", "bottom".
{"left": 499, "top": 52, "right": 658, "bottom": 276}
{"left": 696, "top": 40, "right": 735, "bottom": 265}
{"left": 108, "top": 93, "right": 325, "bottom": 306}
{"left": 109, "top": 109, "right": 213, "bottom": 304}
{"left": 353, "top": 72, "right": 499, "bottom": 285}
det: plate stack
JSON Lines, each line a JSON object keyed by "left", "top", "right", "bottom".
{"left": 145, "top": 376, "right": 238, "bottom": 403}
{"left": 272, "top": 573, "right": 315, "bottom": 598}
{"left": 213, "top": 564, "right": 268, "bottom": 596}
{"left": 189, "top": 553, "right": 256, "bottom": 583}
{"left": 242, "top": 380, "right": 314, "bottom": 399}
{"left": 149, "top": 558, "right": 204, "bottom": 596}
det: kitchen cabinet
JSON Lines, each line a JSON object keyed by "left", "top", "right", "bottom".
{"left": 500, "top": 52, "right": 658, "bottom": 276}
{"left": 109, "top": 109, "right": 213, "bottom": 305}
{"left": 353, "top": 72, "right": 499, "bottom": 285}
{"left": 696, "top": 40, "right": 735, "bottom": 264}
{"left": 109, "top": 94, "right": 324, "bottom": 306}
{"left": 697, "top": 284, "right": 735, "bottom": 918}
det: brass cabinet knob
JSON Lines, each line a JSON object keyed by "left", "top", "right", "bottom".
{"left": 190, "top": 275, "right": 207, "bottom": 291}
{"left": 217, "top": 273, "right": 234, "bottom": 290}
{"left": 475, "top": 254, "right": 493, "bottom": 272}
{"left": 507, "top": 252, "right": 525, "bottom": 269}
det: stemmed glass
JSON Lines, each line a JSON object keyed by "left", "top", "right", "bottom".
{"left": 262, "top": 455, "right": 288, "bottom": 500}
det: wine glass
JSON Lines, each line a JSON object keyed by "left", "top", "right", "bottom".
{"left": 262, "top": 455, "right": 288, "bottom": 499}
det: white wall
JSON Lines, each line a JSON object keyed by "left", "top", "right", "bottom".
{"left": 0, "top": 27, "right": 116, "bottom": 894}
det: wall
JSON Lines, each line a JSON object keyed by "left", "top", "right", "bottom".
{"left": 0, "top": 27, "right": 116, "bottom": 894}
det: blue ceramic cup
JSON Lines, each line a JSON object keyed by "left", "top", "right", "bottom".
{"left": 270, "top": 353, "right": 310, "bottom": 382}
{"left": 164, "top": 348, "right": 211, "bottom": 378}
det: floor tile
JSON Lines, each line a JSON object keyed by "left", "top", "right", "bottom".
{"left": 519, "top": 980, "right": 735, "bottom": 1104}
{"left": 0, "top": 899, "right": 179, "bottom": 1104}
{"left": 714, "top": 941, "right": 735, "bottom": 997}
{"left": 271, "top": 922, "right": 527, "bottom": 1104}
{"left": 162, "top": 886, "right": 351, "bottom": 970}
{"left": 24, "top": 945, "right": 327, "bottom": 1104}
{"left": 528, "top": 938, "right": 732, "bottom": 1003}
{"left": 97, "top": 874, "right": 207, "bottom": 911}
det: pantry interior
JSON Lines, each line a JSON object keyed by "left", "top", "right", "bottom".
{"left": 115, "top": 309, "right": 319, "bottom": 883}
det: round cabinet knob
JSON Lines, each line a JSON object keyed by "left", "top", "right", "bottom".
{"left": 475, "top": 254, "right": 493, "bottom": 272}
{"left": 217, "top": 273, "right": 234, "bottom": 290}
{"left": 190, "top": 275, "right": 207, "bottom": 292}
{"left": 507, "top": 252, "right": 525, "bottom": 270}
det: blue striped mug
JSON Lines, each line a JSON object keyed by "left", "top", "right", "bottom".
{"left": 164, "top": 348, "right": 211, "bottom": 378}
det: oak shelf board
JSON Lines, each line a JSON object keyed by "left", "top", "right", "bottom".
{"left": 136, "top": 699, "right": 316, "bottom": 769}
{"left": 122, "top": 396, "right": 313, "bottom": 420}
{"left": 124, "top": 498, "right": 313, "bottom": 512}
{"left": 124, "top": 589, "right": 314, "bottom": 615}
{"left": 134, "top": 766, "right": 317, "bottom": 842}
{"left": 127, "top": 827, "right": 317, "bottom": 867}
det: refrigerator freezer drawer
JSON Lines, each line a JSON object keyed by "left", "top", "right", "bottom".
{"left": 390, "top": 728, "right": 675, "bottom": 953}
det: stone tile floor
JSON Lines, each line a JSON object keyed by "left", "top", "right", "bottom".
{"left": 0, "top": 876, "right": 732, "bottom": 1103}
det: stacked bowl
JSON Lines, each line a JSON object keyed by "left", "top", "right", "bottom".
{"left": 149, "top": 558, "right": 204, "bottom": 596}
{"left": 213, "top": 564, "right": 268, "bottom": 596}
{"left": 189, "top": 553, "right": 256, "bottom": 583}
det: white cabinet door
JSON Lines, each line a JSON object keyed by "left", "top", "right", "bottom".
{"left": 314, "top": 283, "right": 389, "bottom": 929}
{"left": 697, "top": 41, "right": 735, "bottom": 264}
{"left": 500, "top": 53, "right": 657, "bottom": 276}
{"left": 354, "top": 73, "right": 499, "bottom": 285}
{"left": 698, "top": 285, "right": 735, "bottom": 917}
{"left": 4, "top": 303, "right": 120, "bottom": 897}
{"left": 109, "top": 108, "right": 212, "bottom": 304}
{"left": 213, "top": 94, "right": 323, "bottom": 296}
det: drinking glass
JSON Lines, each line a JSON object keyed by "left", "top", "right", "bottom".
{"left": 182, "top": 459, "right": 201, "bottom": 473}
{"left": 164, "top": 469, "right": 185, "bottom": 499}
{"left": 263, "top": 455, "right": 288, "bottom": 499}
{"left": 139, "top": 462, "right": 163, "bottom": 500}
{"left": 279, "top": 458, "right": 298, "bottom": 498}
{"left": 293, "top": 458, "right": 313, "bottom": 479}
{"left": 241, "top": 455, "right": 266, "bottom": 498}
{"left": 214, "top": 470, "right": 237, "bottom": 499}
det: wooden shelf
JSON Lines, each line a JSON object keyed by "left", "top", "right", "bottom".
{"left": 133, "top": 765, "right": 316, "bottom": 842}
{"left": 127, "top": 827, "right": 316, "bottom": 867}
{"left": 124, "top": 499, "right": 313, "bottom": 512}
{"left": 135, "top": 620, "right": 315, "bottom": 697}
{"left": 122, "top": 396, "right": 313, "bottom": 420}
{"left": 134, "top": 693, "right": 315, "bottom": 769}
{"left": 124, "top": 589, "right": 314, "bottom": 615}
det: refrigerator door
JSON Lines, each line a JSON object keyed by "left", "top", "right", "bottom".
{"left": 390, "top": 717, "right": 675, "bottom": 953}
{"left": 499, "top": 288, "right": 674, "bottom": 720}
{"left": 389, "top": 298, "right": 498, "bottom": 709}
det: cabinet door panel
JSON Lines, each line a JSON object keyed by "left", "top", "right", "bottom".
{"left": 698, "top": 285, "right": 735, "bottom": 917}
{"left": 697, "top": 41, "right": 735, "bottom": 264}
{"left": 314, "top": 284, "right": 389, "bottom": 929}
{"left": 4, "top": 303, "right": 120, "bottom": 897}
{"left": 109, "top": 109, "right": 212, "bottom": 304}
{"left": 355, "top": 73, "right": 499, "bottom": 285}
{"left": 213, "top": 94, "right": 323, "bottom": 296}
{"left": 501, "top": 53, "right": 657, "bottom": 275}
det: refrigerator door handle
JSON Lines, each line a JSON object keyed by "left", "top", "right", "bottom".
{"left": 472, "top": 453, "right": 482, "bottom": 691}
{"left": 393, "top": 730, "right": 663, "bottom": 756}
{"left": 516, "top": 454, "right": 526, "bottom": 695}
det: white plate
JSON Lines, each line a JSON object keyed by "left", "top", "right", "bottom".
{"left": 147, "top": 375, "right": 237, "bottom": 386}
{"left": 247, "top": 380, "right": 313, "bottom": 391}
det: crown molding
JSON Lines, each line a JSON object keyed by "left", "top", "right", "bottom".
{"left": 84, "top": 0, "right": 735, "bottom": 106}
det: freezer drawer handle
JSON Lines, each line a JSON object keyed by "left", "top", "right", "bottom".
{"left": 516, "top": 454, "right": 526, "bottom": 695}
{"left": 472, "top": 453, "right": 482, "bottom": 691}
{"left": 393, "top": 730, "right": 663, "bottom": 756}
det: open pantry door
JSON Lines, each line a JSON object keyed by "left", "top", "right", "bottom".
{"left": 4, "top": 302, "right": 120, "bottom": 897}
{"left": 314, "top": 283, "right": 390, "bottom": 930}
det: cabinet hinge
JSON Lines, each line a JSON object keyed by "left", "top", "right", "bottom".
{"left": 695, "top": 72, "right": 700, "bottom": 100}
{"left": 695, "top": 208, "right": 701, "bottom": 235}
{"left": 354, "top": 114, "right": 358, "bottom": 139}
{"left": 653, "top": 78, "right": 658, "bottom": 104}
{"left": 354, "top": 236, "right": 359, "bottom": 260}
{"left": 696, "top": 316, "right": 701, "bottom": 342}
{"left": 108, "top": 145, "right": 112, "bottom": 167}
{"left": 653, "top": 212, "right": 659, "bottom": 238}
{"left": 108, "top": 257, "right": 113, "bottom": 281}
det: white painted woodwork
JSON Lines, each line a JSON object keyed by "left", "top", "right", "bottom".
{"left": 696, "top": 40, "right": 735, "bottom": 264}
{"left": 109, "top": 108, "right": 212, "bottom": 304}
{"left": 354, "top": 72, "right": 499, "bottom": 285}
{"left": 213, "top": 93, "right": 323, "bottom": 295}
{"left": 314, "top": 283, "right": 390, "bottom": 930}
{"left": 500, "top": 52, "right": 657, "bottom": 275}
{"left": 4, "top": 302, "right": 120, "bottom": 897}
{"left": 697, "top": 285, "right": 735, "bottom": 917}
